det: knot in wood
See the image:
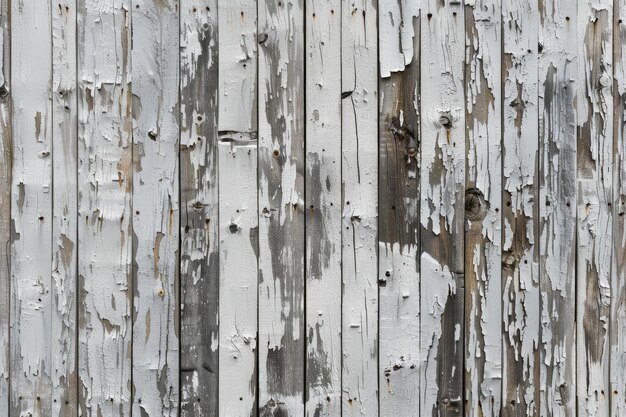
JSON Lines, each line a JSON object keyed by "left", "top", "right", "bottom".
{"left": 464, "top": 188, "right": 486, "bottom": 221}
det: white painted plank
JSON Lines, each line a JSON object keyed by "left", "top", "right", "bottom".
{"left": 218, "top": 135, "right": 258, "bottom": 417}
{"left": 131, "top": 1, "right": 180, "bottom": 415}
{"left": 0, "top": 0, "right": 10, "bottom": 413}
{"left": 576, "top": 2, "right": 613, "bottom": 417}
{"left": 378, "top": 1, "right": 420, "bottom": 415}
{"left": 305, "top": 1, "right": 342, "bottom": 416}
{"left": 218, "top": 1, "right": 258, "bottom": 415}
{"left": 419, "top": 1, "right": 465, "bottom": 416}
{"left": 52, "top": 1, "right": 78, "bottom": 415}
{"left": 179, "top": 2, "right": 219, "bottom": 416}
{"left": 341, "top": 1, "right": 378, "bottom": 416}
{"left": 502, "top": 0, "right": 540, "bottom": 415}
{"left": 538, "top": 1, "right": 577, "bottom": 416}
{"left": 464, "top": 2, "right": 502, "bottom": 417}
{"left": 77, "top": 1, "right": 133, "bottom": 415}
{"left": 10, "top": 1, "right": 54, "bottom": 414}
{"left": 257, "top": 1, "right": 305, "bottom": 415}
{"left": 611, "top": 3, "right": 626, "bottom": 416}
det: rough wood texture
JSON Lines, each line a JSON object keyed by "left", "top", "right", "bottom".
{"left": 612, "top": 2, "right": 626, "bottom": 416}
{"left": 257, "top": 1, "right": 305, "bottom": 415}
{"left": 131, "top": 1, "right": 180, "bottom": 415}
{"left": 502, "top": 1, "right": 540, "bottom": 416}
{"left": 341, "top": 1, "right": 378, "bottom": 415}
{"left": 52, "top": 2, "right": 78, "bottom": 415}
{"left": 304, "top": 1, "right": 341, "bottom": 416}
{"left": 10, "top": 1, "right": 54, "bottom": 415}
{"left": 77, "top": 1, "right": 133, "bottom": 415}
{"left": 378, "top": 1, "right": 420, "bottom": 415}
{"left": 179, "top": 1, "right": 219, "bottom": 416}
{"left": 538, "top": 1, "right": 577, "bottom": 416}
{"left": 464, "top": 2, "right": 502, "bottom": 417}
{"left": 420, "top": 1, "right": 465, "bottom": 416}
{"left": 218, "top": 1, "right": 258, "bottom": 415}
{"left": 0, "top": 0, "right": 9, "bottom": 413}
{"left": 576, "top": 1, "right": 612, "bottom": 416}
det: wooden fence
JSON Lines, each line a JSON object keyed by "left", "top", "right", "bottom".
{"left": 0, "top": 0, "right": 624, "bottom": 416}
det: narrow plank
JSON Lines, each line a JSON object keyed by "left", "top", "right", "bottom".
{"left": 0, "top": 0, "right": 9, "bottom": 413}
{"left": 576, "top": 1, "right": 613, "bottom": 417}
{"left": 217, "top": 0, "right": 258, "bottom": 415}
{"left": 305, "top": 1, "right": 342, "bottom": 415}
{"left": 52, "top": 1, "right": 78, "bottom": 415}
{"left": 179, "top": 2, "right": 219, "bottom": 416}
{"left": 538, "top": 1, "right": 577, "bottom": 416}
{"left": 10, "top": 1, "right": 54, "bottom": 415}
{"left": 257, "top": 0, "right": 305, "bottom": 415}
{"left": 378, "top": 1, "right": 420, "bottom": 415}
{"left": 341, "top": 1, "right": 378, "bottom": 415}
{"left": 132, "top": 1, "right": 180, "bottom": 415}
{"left": 502, "top": 1, "right": 540, "bottom": 416}
{"left": 464, "top": 1, "right": 502, "bottom": 416}
{"left": 612, "top": 2, "right": 626, "bottom": 415}
{"left": 419, "top": 1, "right": 465, "bottom": 416}
{"left": 77, "top": 1, "right": 133, "bottom": 415}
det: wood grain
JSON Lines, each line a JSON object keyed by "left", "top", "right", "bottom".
{"left": 179, "top": 1, "right": 219, "bottom": 416}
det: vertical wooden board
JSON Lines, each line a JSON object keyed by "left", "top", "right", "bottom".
{"left": 132, "top": 1, "right": 180, "bottom": 415}
{"left": 217, "top": 1, "right": 258, "bottom": 415}
{"left": 52, "top": 1, "right": 78, "bottom": 415}
{"left": 257, "top": 1, "right": 305, "bottom": 415}
{"left": 612, "top": 3, "right": 626, "bottom": 416}
{"left": 502, "top": 1, "right": 540, "bottom": 416}
{"left": 378, "top": 1, "right": 420, "bottom": 415}
{"left": 419, "top": 1, "right": 465, "bottom": 416}
{"left": 218, "top": 137, "right": 258, "bottom": 417}
{"left": 305, "top": 1, "right": 341, "bottom": 416}
{"left": 77, "top": 1, "right": 133, "bottom": 415}
{"left": 576, "top": 1, "right": 612, "bottom": 417}
{"left": 538, "top": 1, "right": 577, "bottom": 416}
{"left": 464, "top": 1, "right": 502, "bottom": 417}
{"left": 0, "top": 0, "right": 9, "bottom": 413}
{"left": 341, "top": 1, "right": 378, "bottom": 416}
{"left": 10, "top": 1, "right": 54, "bottom": 415}
{"left": 179, "top": 2, "right": 219, "bottom": 416}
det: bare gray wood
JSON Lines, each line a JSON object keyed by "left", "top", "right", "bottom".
{"left": 179, "top": 2, "right": 219, "bottom": 416}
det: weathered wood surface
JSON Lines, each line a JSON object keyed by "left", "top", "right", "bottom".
{"left": 502, "top": 1, "right": 540, "bottom": 416}
{"left": 342, "top": 1, "right": 378, "bottom": 416}
{"left": 0, "top": 2, "right": 626, "bottom": 416}
{"left": 378, "top": 1, "right": 420, "bottom": 415}
{"left": 464, "top": 2, "right": 502, "bottom": 417}
{"left": 305, "top": 1, "right": 341, "bottom": 416}
{"left": 180, "top": 1, "right": 219, "bottom": 416}
{"left": 0, "top": 0, "right": 9, "bottom": 414}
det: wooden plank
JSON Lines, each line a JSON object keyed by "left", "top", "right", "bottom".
{"left": 576, "top": 1, "right": 613, "bottom": 416}
{"left": 217, "top": 0, "right": 258, "bottom": 415}
{"left": 0, "top": 0, "right": 9, "bottom": 413}
{"left": 131, "top": 1, "right": 180, "bottom": 415}
{"left": 378, "top": 1, "right": 420, "bottom": 415}
{"left": 304, "top": 1, "right": 341, "bottom": 416}
{"left": 77, "top": 1, "right": 133, "bottom": 415}
{"left": 538, "top": 1, "right": 577, "bottom": 416}
{"left": 341, "top": 1, "right": 378, "bottom": 415}
{"left": 419, "top": 1, "right": 465, "bottom": 416}
{"left": 464, "top": 1, "right": 502, "bottom": 416}
{"left": 612, "top": 2, "right": 626, "bottom": 416}
{"left": 179, "top": 2, "right": 219, "bottom": 416}
{"left": 257, "top": 1, "right": 305, "bottom": 415}
{"left": 52, "top": 1, "right": 78, "bottom": 415}
{"left": 502, "top": 1, "right": 540, "bottom": 416}
{"left": 10, "top": 1, "right": 54, "bottom": 415}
